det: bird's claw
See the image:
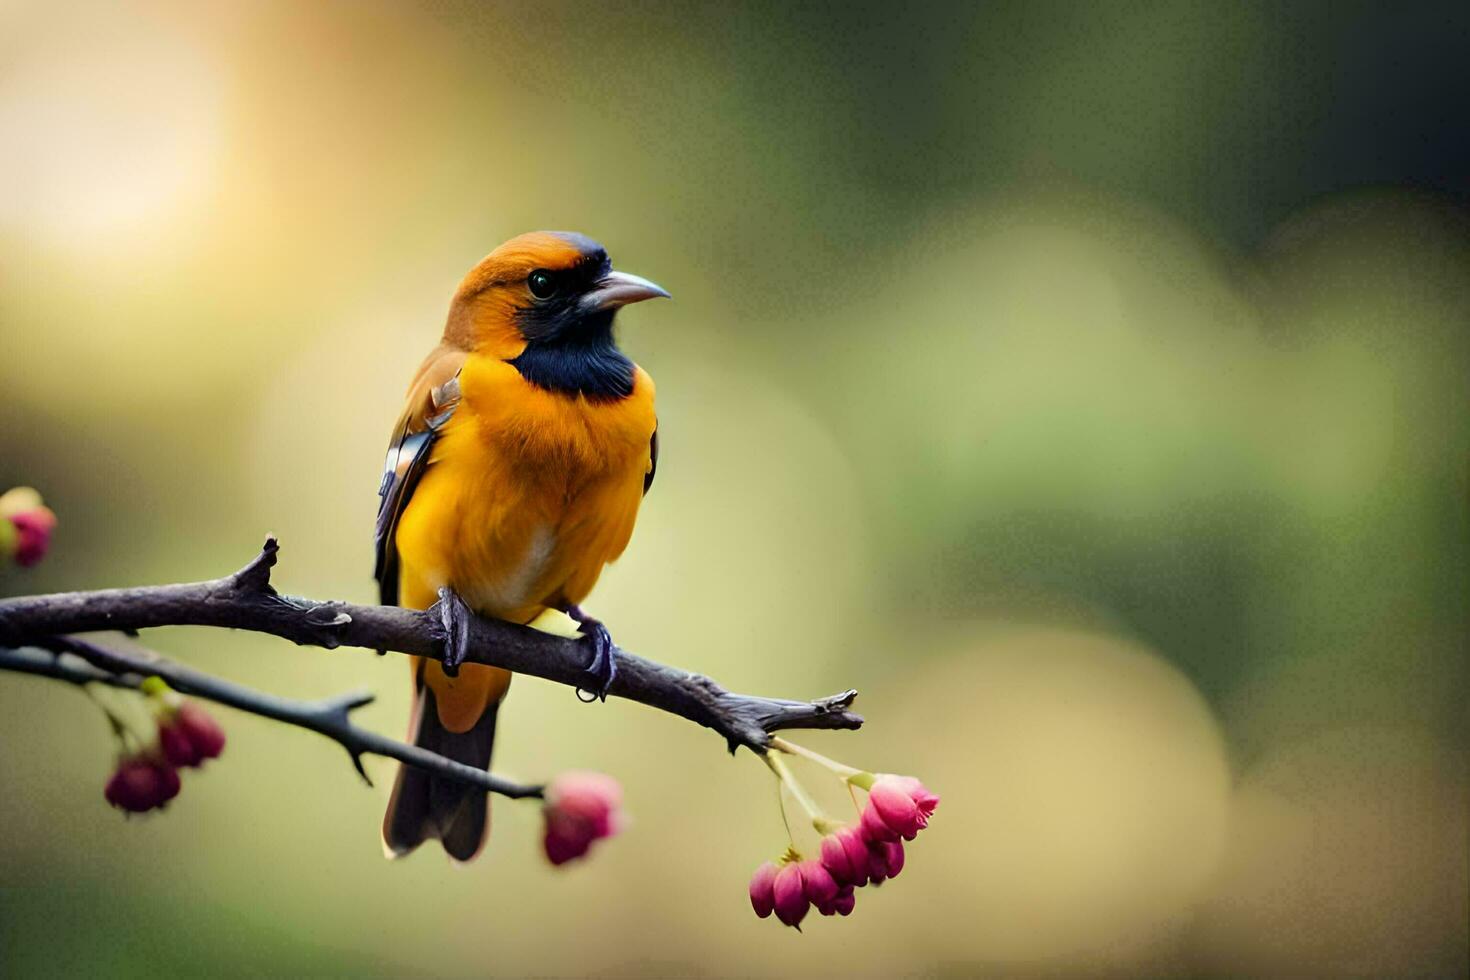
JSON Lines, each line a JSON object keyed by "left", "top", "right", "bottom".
{"left": 566, "top": 606, "right": 617, "bottom": 703}
{"left": 436, "top": 586, "right": 472, "bottom": 677}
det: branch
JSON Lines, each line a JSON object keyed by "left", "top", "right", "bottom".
{"left": 0, "top": 636, "right": 542, "bottom": 799}
{"left": 0, "top": 537, "right": 863, "bottom": 752}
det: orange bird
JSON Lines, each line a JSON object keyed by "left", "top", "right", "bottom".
{"left": 375, "top": 231, "right": 667, "bottom": 861}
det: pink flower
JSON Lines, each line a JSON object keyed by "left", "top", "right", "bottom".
{"left": 158, "top": 723, "right": 199, "bottom": 768}
{"left": 865, "top": 837, "right": 905, "bottom": 885}
{"left": 800, "top": 860, "right": 838, "bottom": 910}
{"left": 179, "top": 704, "right": 226, "bottom": 760}
{"left": 821, "top": 884, "right": 856, "bottom": 917}
{"left": 10, "top": 509, "right": 55, "bottom": 566}
{"left": 0, "top": 488, "right": 55, "bottom": 567}
{"left": 749, "top": 862, "right": 778, "bottom": 918}
{"left": 541, "top": 771, "right": 623, "bottom": 866}
{"left": 860, "top": 799, "right": 899, "bottom": 842}
{"left": 862, "top": 774, "right": 940, "bottom": 841}
{"left": 772, "top": 862, "right": 809, "bottom": 928}
{"left": 819, "top": 826, "right": 870, "bottom": 888}
{"left": 159, "top": 703, "right": 227, "bottom": 768}
{"left": 104, "top": 756, "right": 181, "bottom": 813}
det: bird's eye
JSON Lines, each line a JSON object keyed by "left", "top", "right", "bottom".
{"left": 527, "top": 269, "right": 557, "bottom": 299}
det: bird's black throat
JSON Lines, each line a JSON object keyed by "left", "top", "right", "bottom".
{"left": 507, "top": 314, "right": 635, "bottom": 400}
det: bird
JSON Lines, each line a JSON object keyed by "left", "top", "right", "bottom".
{"left": 375, "top": 231, "right": 667, "bottom": 862}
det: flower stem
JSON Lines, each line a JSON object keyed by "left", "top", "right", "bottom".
{"left": 763, "top": 750, "right": 826, "bottom": 826}
{"left": 770, "top": 736, "right": 864, "bottom": 780}
{"left": 773, "top": 769, "right": 796, "bottom": 850}
{"left": 84, "top": 685, "right": 140, "bottom": 751}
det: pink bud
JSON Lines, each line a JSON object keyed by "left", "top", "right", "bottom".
{"left": 749, "top": 862, "right": 778, "bottom": 919}
{"left": 542, "top": 823, "right": 589, "bottom": 866}
{"left": 175, "top": 703, "right": 226, "bottom": 761}
{"left": 899, "top": 776, "right": 941, "bottom": 819}
{"left": 820, "top": 826, "right": 870, "bottom": 887}
{"left": 866, "top": 840, "right": 889, "bottom": 885}
{"left": 800, "top": 859, "right": 838, "bottom": 911}
{"left": 158, "top": 722, "right": 201, "bottom": 768}
{"left": 9, "top": 508, "right": 55, "bottom": 567}
{"left": 881, "top": 838, "right": 905, "bottom": 879}
{"left": 864, "top": 774, "right": 941, "bottom": 840}
{"left": 103, "top": 763, "right": 144, "bottom": 811}
{"left": 889, "top": 774, "right": 940, "bottom": 825}
{"left": 772, "top": 862, "right": 809, "bottom": 928}
{"left": 865, "top": 837, "right": 904, "bottom": 885}
{"left": 859, "top": 797, "right": 899, "bottom": 842}
{"left": 104, "top": 756, "right": 180, "bottom": 813}
{"left": 156, "top": 762, "right": 181, "bottom": 804}
{"left": 542, "top": 771, "right": 624, "bottom": 866}
{"left": 831, "top": 885, "right": 856, "bottom": 916}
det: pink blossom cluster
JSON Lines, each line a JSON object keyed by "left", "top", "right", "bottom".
{"left": 750, "top": 774, "right": 939, "bottom": 928}
{"left": 104, "top": 702, "right": 227, "bottom": 814}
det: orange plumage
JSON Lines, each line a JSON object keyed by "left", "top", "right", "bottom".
{"left": 376, "top": 231, "right": 666, "bottom": 861}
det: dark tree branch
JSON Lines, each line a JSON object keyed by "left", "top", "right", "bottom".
{"left": 0, "top": 636, "right": 543, "bottom": 799}
{"left": 0, "top": 537, "right": 863, "bottom": 752}
{"left": 0, "top": 643, "right": 136, "bottom": 689}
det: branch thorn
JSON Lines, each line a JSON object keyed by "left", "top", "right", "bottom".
{"left": 233, "top": 536, "right": 281, "bottom": 595}
{"left": 347, "top": 749, "right": 373, "bottom": 786}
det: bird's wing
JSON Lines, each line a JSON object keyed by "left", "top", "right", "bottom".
{"left": 374, "top": 345, "right": 466, "bottom": 607}
{"left": 643, "top": 423, "right": 658, "bottom": 496}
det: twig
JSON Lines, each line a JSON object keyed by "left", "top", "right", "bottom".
{"left": 0, "top": 637, "right": 543, "bottom": 799}
{"left": 0, "top": 537, "right": 863, "bottom": 751}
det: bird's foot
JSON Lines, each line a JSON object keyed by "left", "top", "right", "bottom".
{"left": 565, "top": 605, "right": 617, "bottom": 703}
{"left": 436, "top": 586, "right": 473, "bottom": 677}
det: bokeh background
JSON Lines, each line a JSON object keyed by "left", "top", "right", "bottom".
{"left": 2, "top": 2, "right": 1467, "bottom": 977}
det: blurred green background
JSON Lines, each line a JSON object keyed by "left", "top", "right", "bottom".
{"left": 2, "top": 1, "right": 1467, "bottom": 976}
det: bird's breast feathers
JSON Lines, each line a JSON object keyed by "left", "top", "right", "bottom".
{"left": 393, "top": 354, "right": 655, "bottom": 620}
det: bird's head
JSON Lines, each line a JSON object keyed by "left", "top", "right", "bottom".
{"left": 444, "top": 231, "right": 669, "bottom": 362}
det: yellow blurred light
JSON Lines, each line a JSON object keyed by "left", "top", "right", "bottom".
{"left": 879, "top": 625, "right": 1232, "bottom": 967}
{"left": 0, "top": 6, "right": 223, "bottom": 251}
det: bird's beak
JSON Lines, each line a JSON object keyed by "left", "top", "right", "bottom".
{"left": 580, "top": 270, "right": 671, "bottom": 313}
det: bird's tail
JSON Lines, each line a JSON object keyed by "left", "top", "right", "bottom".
{"left": 381, "top": 677, "right": 498, "bottom": 863}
